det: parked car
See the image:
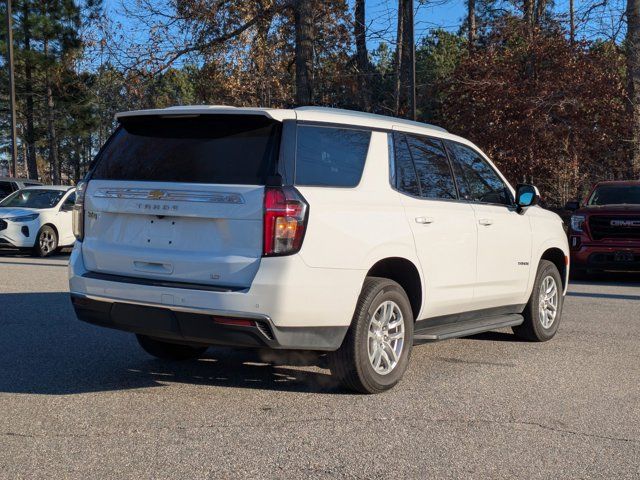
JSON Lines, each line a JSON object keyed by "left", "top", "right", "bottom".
{"left": 0, "top": 186, "right": 77, "bottom": 256}
{"left": 566, "top": 180, "right": 640, "bottom": 276}
{"left": 0, "top": 177, "right": 43, "bottom": 200}
{"left": 68, "top": 106, "right": 569, "bottom": 393}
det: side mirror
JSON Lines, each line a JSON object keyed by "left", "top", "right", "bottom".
{"left": 564, "top": 201, "right": 580, "bottom": 211}
{"left": 515, "top": 184, "right": 539, "bottom": 213}
{"left": 60, "top": 204, "right": 74, "bottom": 212}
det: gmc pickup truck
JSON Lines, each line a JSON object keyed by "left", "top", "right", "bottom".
{"left": 567, "top": 180, "right": 640, "bottom": 276}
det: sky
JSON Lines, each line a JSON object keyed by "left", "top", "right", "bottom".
{"left": 102, "top": 0, "right": 468, "bottom": 50}
{"left": 102, "top": 0, "right": 625, "bottom": 56}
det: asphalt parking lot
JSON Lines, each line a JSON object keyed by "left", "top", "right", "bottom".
{"left": 0, "top": 252, "right": 639, "bottom": 479}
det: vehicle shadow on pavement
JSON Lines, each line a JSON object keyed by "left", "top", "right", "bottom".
{"left": 0, "top": 249, "right": 72, "bottom": 258}
{"left": 0, "top": 292, "right": 346, "bottom": 395}
{"left": 464, "top": 331, "right": 528, "bottom": 342}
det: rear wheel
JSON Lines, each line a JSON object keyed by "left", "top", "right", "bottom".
{"left": 33, "top": 225, "right": 58, "bottom": 257}
{"left": 328, "top": 277, "right": 414, "bottom": 394}
{"left": 512, "top": 260, "right": 563, "bottom": 342}
{"left": 136, "top": 334, "right": 208, "bottom": 361}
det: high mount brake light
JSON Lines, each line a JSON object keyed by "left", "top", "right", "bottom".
{"left": 263, "top": 186, "right": 308, "bottom": 256}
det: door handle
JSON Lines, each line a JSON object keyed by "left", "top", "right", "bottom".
{"left": 415, "top": 216, "right": 434, "bottom": 224}
{"left": 478, "top": 218, "right": 493, "bottom": 226}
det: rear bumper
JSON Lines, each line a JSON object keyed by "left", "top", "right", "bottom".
{"left": 71, "top": 294, "right": 347, "bottom": 350}
{"left": 68, "top": 242, "right": 363, "bottom": 350}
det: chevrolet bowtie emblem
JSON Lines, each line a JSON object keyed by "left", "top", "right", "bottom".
{"left": 148, "top": 190, "right": 166, "bottom": 200}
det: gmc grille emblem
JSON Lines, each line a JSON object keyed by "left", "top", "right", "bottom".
{"left": 610, "top": 219, "right": 640, "bottom": 227}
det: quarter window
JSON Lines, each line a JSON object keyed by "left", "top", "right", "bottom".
{"left": 295, "top": 126, "right": 371, "bottom": 187}
{"left": 63, "top": 192, "right": 76, "bottom": 207}
{"left": 446, "top": 141, "right": 511, "bottom": 205}
{"left": 393, "top": 134, "right": 420, "bottom": 196}
{"left": 392, "top": 132, "right": 457, "bottom": 200}
{"left": 0, "top": 181, "right": 14, "bottom": 197}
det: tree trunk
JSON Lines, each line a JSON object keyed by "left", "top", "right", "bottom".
{"left": 294, "top": 0, "right": 314, "bottom": 106}
{"left": 468, "top": 0, "right": 476, "bottom": 47}
{"left": 569, "top": 0, "right": 575, "bottom": 44}
{"left": 396, "top": 0, "right": 414, "bottom": 119}
{"left": 394, "top": 0, "right": 404, "bottom": 116}
{"left": 627, "top": 0, "right": 640, "bottom": 176}
{"left": 22, "top": 4, "right": 38, "bottom": 180}
{"left": 534, "top": 0, "right": 547, "bottom": 26}
{"left": 354, "top": 0, "right": 371, "bottom": 111}
{"left": 44, "top": 38, "right": 60, "bottom": 185}
{"left": 73, "top": 137, "right": 81, "bottom": 183}
{"left": 523, "top": 0, "right": 534, "bottom": 37}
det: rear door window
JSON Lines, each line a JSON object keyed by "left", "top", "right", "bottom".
{"left": 446, "top": 141, "right": 511, "bottom": 205}
{"left": 295, "top": 125, "right": 371, "bottom": 187}
{"left": 392, "top": 132, "right": 457, "bottom": 200}
{"left": 91, "top": 115, "right": 281, "bottom": 185}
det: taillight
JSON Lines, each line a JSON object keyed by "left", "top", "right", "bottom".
{"left": 263, "top": 186, "right": 308, "bottom": 256}
{"left": 72, "top": 180, "right": 87, "bottom": 241}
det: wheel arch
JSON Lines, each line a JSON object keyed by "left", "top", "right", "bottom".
{"left": 366, "top": 257, "right": 422, "bottom": 320}
{"left": 540, "top": 247, "right": 567, "bottom": 292}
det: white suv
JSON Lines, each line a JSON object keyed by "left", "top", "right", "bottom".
{"left": 69, "top": 106, "right": 569, "bottom": 393}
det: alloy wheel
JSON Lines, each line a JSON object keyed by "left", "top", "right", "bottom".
{"left": 538, "top": 275, "right": 558, "bottom": 329}
{"left": 367, "top": 300, "right": 405, "bottom": 375}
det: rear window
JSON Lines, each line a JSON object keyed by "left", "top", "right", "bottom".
{"left": 295, "top": 125, "right": 371, "bottom": 187}
{"left": 91, "top": 115, "right": 281, "bottom": 185}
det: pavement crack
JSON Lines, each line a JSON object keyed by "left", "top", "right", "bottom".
{"left": 2, "top": 417, "right": 637, "bottom": 445}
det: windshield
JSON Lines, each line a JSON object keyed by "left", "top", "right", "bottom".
{"left": 0, "top": 189, "right": 66, "bottom": 209}
{"left": 588, "top": 185, "right": 640, "bottom": 206}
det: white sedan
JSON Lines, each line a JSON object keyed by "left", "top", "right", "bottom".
{"left": 0, "top": 186, "right": 76, "bottom": 257}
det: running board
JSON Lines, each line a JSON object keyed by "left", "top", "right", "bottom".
{"left": 413, "top": 314, "right": 524, "bottom": 343}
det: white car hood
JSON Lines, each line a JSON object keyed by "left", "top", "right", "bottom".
{"left": 0, "top": 208, "right": 40, "bottom": 219}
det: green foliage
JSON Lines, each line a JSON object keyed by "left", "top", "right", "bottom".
{"left": 415, "top": 29, "right": 467, "bottom": 122}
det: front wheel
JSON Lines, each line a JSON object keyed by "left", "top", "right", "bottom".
{"left": 33, "top": 225, "right": 58, "bottom": 257}
{"left": 328, "top": 277, "right": 414, "bottom": 394}
{"left": 136, "top": 334, "right": 208, "bottom": 361}
{"left": 512, "top": 260, "right": 564, "bottom": 341}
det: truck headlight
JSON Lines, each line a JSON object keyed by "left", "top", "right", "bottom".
{"left": 570, "top": 215, "right": 585, "bottom": 232}
{"left": 7, "top": 213, "right": 39, "bottom": 223}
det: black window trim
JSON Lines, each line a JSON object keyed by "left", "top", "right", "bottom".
{"left": 443, "top": 139, "right": 516, "bottom": 209}
{"left": 389, "top": 131, "right": 466, "bottom": 204}
{"left": 293, "top": 122, "right": 373, "bottom": 189}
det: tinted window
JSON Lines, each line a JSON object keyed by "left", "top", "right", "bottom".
{"left": 446, "top": 141, "right": 510, "bottom": 205}
{"left": 63, "top": 192, "right": 76, "bottom": 207}
{"left": 406, "top": 135, "right": 456, "bottom": 199}
{"left": 91, "top": 115, "right": 281, "bottom": 184}
{"left": 392, "top": 134, "right": 420, "bottom": 196}
{"left": 0, "top": 181, "right": 14, "bottom": 197}
{"left": 0, "top": 189, "right": 65, "bottom": 209}
{"left": 392, "top": 133, "right": 456, "bottom": 200}
{"left": 295, "top": 126, "right": 371, "bottom": 187}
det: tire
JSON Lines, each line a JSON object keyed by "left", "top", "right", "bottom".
{"left": 136, "top": 334, "right": 208, "bottom": 361}
{"left": 33, "top": 225, "right": 58, "bottom": 257}
{"left": 328, "top": 277, "right": 414, "bottom": 394}
{"left": 512, "top": 260, "right": 563, "bottom": 342}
